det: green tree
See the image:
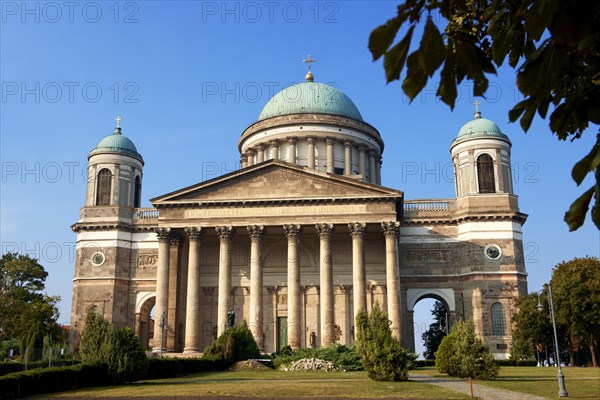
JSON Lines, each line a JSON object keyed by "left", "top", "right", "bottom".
{"left": 368, "top": 0, "right": 600, "bottom": 231}
{"left": 422, "top": 300, "right": 448, "bottom": 359}
{"left": 512, "top": 293, "right": 554, "bottom": 362}
{"left": 203, "top": 321, "right": 260, "bottom": 366}
{"left": 355, "top": 303, "right": 417, "bottom": 381}
{"left": 436, "top": 320, "right": 499, "bottom": 379}
{"left": 551, "top": 256, "right": 600, "bottom": 367}
{"left": 0, "top": 252, "right": 61, "bottom": 359}
{"left": 79, "top": 312, "right": 112, "bottom": 365}
{"left": 79, "top": 312, "right": 148, "bottom": 383}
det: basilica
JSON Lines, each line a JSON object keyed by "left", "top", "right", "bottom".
{"left": 70, "top": 64, "right": 528, "bottom": 358}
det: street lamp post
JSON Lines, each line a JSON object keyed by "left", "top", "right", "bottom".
{"left": 159, "top": 312, "right": 166, "bottom": 359}
{"left": 537, "top": 283, "right": 568, "bottom": 397}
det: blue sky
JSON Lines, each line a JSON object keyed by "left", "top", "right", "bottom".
{"left": 1, "top": 1, "right": 598, "bottom": 356}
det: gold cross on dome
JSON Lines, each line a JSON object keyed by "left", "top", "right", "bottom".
{"left": 303, "top": 54, "right": 317, "bottom": 72}
{"left": 473, "top": 100, "right": 480, "bottom": 114}
{"left": 115, "top": 116, "right": 122, "bottom": 128}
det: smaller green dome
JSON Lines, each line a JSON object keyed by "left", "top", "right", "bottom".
{"left": 89, "top": 127, "right": 143, "bottom": 162}
{"left": 258, "top": 82, "right": 363, "bottom": 122}
{"left": 453, "top": 112, "right": 510, "bottom": 145}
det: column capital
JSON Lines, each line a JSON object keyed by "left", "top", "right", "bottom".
{"left": 255, "top": 144, "right": 264, "bottom": 151}
{"left": 338, "top": 285, "right": 352, "bottom": 294}
{"left": 348, "top": 222, "right": 366, "bottom": 238}
{"left": 381, "top": 221, "right": 400, "bottom": 237}
{"left": 155, "top": 227, "right": 171, "bottom": 242}
{"left": 343, "top": 140, "right": 353, "bottom": 148}
{"left": 185, "top": 227, "right": 203, "bottom": 241}
{"left": 287, "top": 136, "right": 298, "bottom": 144}
{"left": 283, "top": 224, "right": 302, "bottom": 237}
{"left": 247, "top": 225, "right": 266, "bottom": 238}
{"left": 269, "top": 139, "right": 280, "bottom": 147}
{"left": 326, "top": 137, "right": 336, "bottom": 145}
{"left": 368, "top": 149, "right": 377, "bottom": 156}
{"left": 307, "top": 136, "right": 316, "bottom": 144}
{"left": 246, "top": 149, "right": 255, "bottom": 156}
{"left": 357, "top": 144, "right": 368, "bottom": 152}
{"left": 170, "top": 236, "right": 181, "bottom": 247}
{"left": 215, "top": 226, "right": 235, "bottom": 239}
{"left": 315, "top": 223, "right": 334, "bottom": 237}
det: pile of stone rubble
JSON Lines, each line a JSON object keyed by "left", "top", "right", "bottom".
{"left": 279, "top": 358, "right": 343, "bottom": 372}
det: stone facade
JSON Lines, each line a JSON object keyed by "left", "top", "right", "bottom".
{"left": 71, "top": 81, "right": 527, "bottom": 359}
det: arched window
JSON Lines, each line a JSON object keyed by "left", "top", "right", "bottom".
{"left": 96, "top": 169, "right": 112, "bottom": 205}
{"left": 134, "top": 175, "right": 141, "bottom": 208}
{"left": 87, "top": 304, "right": 101, "bottom": 316}
{"left": 477, "top": 154, "right": 496, "bottom": 193}
{"left": 491, "top": 302, "right": 506, "bottom": 336}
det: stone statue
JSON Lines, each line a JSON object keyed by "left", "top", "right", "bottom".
{"left": 227, "top": 309, "right": 235, "bottom": 327}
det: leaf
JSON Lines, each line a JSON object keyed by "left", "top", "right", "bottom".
{"left": 571, "top": 139, "right": 600, "bottom": 185}
{"left": 418, "top": 17, "right": 446, "bottom": 77}
{"left": 524, "top": 0, "right": 558, "bottom": 41}
{"left": 508, "top": 100, "right": 529, "bottom": 122}
{"left": 437, "top": 58, "right": 457, "bottom": 108}
{"left": 369, "top": 15, "right": 404, "bottom": 61}
{"left": 402, "top": 52, "right": 428, "bottom": 102}
{"left": 564, "top": 186, "right": 595, "bottom": 231}
{"left": 520, "top": 103, "right": 537, "bottom": 132}
{"left": 383, "top": 25, "right": 415, "bottom": 83}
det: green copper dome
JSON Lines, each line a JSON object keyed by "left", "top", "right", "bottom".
{"left": 89, "top": 127, "right": 144, "bottom": 162}
{"left": 258, "top": 82, "right": 364, "bottom": 122}
{"left": 452, "top": 112, "right": 510, "bottom": 145}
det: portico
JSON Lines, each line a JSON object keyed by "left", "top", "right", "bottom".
{"left": 149, "top": 160, "right": 403, "bottom": 352}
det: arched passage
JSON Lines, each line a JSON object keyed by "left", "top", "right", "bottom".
{"left": 136, "top": 293, "right": 155, "bottom": 350}
{"left": 403, "top": 288, "right": 456, "bottom": 354}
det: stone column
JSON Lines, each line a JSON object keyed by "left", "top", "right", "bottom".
{"left": 468, "top": 149, "right": 475, "bottom": 194}
{"left": 358, "top": 146, "right": 366, "bottom": 179}
{"left": 316, "top": 223, "right": 335, "bottom": 347}
{"left": 241, "top": 155, "right": 248, "bottom": 169}
{"left": 495, "top": 148, "right": 504, "bottom": 192}
{"left": 283, "top": 224, "right": 302, "bottom": 349}
{"left": 326, "top": 138, "right": 335, "bottom": 173}
{"left": 382, "top": 221, "right": 401, "bottom": 340}
{"left": 216, "top": 226, "right": 235, "bottom": 335}
{"left": 348, "top": 223, "right": 367, "bottom": 317}
{"left": 256, "top": 145, "right": 265, "bottom": 163}
{"left": 184, "top": 227, "right": 203, "bottom": 353}
{"left": 307, "top": 137, "right": 316, "bottom": 169}
{"left": 270, "top": 140, "right": 280, "bottom": 160}
{"left": 167, "top": 236, "right": 181, "bottom": 351}
{"left": 368, "top": 150, "right": 377, "bottom": 183}
{"left": 247, "top": 225, "right": 265, "bottom": 349}
{"left": 153, "top": 227, "right": 171, "bottom": 351}
{"left": 343, "top": 140, "right": 352, "bottom": 176}
{"left": 246, "top": 150, "right": 255, "bottom": 166}
{"left": 376, "top": 155, "right": 382, "bottom": 185}
{"left": 287, "top": 137, "right": 297, "bottom": 164}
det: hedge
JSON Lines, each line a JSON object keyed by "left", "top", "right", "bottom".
{"left": 495, "top": 359, "right": 538, "bottom": 367}
{"left": 0, "top": 363, "right": 110, "bottom": 400}
{"left": 0, "top": 358, "right": 222, "bottom": 399}
{"left": 0, "top": 360, "right": 80, "bottom": 376}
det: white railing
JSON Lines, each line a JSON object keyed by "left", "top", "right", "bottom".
{"left": 134, "top": 208, "right": 160, "bottom": 220}
{"left": 403, "top": 200, "right": 453, "bottom": 212}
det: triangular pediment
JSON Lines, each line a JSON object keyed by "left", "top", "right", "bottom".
{"left": 151, "top": 160, "right": 402, "bottom": 206}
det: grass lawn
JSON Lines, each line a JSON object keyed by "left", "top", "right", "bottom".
{"left": 42, "top": 370, "right": 470, "bottom": 399}
{"left": 415, "top": 366, "right": 600, "bottom": 399}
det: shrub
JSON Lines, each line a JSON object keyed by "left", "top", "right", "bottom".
{"left": 203, "top": 321, "right": 260, "bottom": 366}
{"left": 78, "top": 313, "right": 148, "bottom": 383}
{"left": 107, "top": 327, "right": 148, "bottom": 383}
{"left": 355, "top": 303, "right": 417, "bottom": 381}
{"left": 272, "top": 344, "right": 363, "bottom": 371}
{"left": 0, "top": 359, "right": 79, "bottom": 376}
{"left": 435, "top": 320, "right": 499, "bottom": 380}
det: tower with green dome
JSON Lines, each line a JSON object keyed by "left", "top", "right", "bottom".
{"left": 450, "top": 107, "right": 514, "bottom": 198}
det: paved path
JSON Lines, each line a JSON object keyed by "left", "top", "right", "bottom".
{"left": 409, "top": 373, "right": 548, "bottom": 400}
